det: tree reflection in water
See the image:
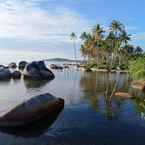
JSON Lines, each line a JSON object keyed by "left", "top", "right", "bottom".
{"left": 80, "top": 71, "right": 130, "bottom": 119}
{"left": 131, "top": 89, "right": 145, "bottom": 119}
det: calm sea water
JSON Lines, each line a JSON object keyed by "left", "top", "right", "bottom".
{"left": 0, "top": 64, "right": 145, "bottom": 145}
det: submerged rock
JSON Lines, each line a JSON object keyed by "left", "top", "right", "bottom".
{"left": 24, "top": 61, "right": 55, "bottom": 80}
{"left": 8, "top": 63, "right": 17, "bottom": 69}
{"left": 12, "top": 71, "right": 21, "bottom": 79}
{"left": 18, "top": 61, "right": 28, "bottom": 70}
{"left": 50, "top": 64, "right": 63, "bottom": 70}
{"left": 0, "top": 68, "right": 11, "bottom": 80}
{"left": 85, "top": 67, "right": 92, "bottom": 72}
{"left": 114, "top": 92, "right": 132, "bottom": 98}
{"left": 132, "top": 80, "right": 145, "bottom": 91}
{"left": 63, "top": 65, "right": 69, "bottom": 69}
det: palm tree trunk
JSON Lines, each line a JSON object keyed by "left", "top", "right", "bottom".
{"left": 73, "top": 40, "right": 77, "bottom": 65}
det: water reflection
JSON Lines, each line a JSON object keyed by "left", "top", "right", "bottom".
{"left": 0, "top": 69, "right": 145, "bottom": 145}
{"left": 24, "top": 79, "right": 49, "bottom": 89}
{"left": 0, "top": 79, "right": 11, "bottom": 85}
{"left": 80, "top": 72, "right": 130, "bottom": 119}
{"left": 132, "top": 94, "right": 145, "bottom": 119}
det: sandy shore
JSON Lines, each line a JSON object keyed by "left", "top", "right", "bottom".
{"left": 90, "top": 68, "right": 128, "bottom": 73}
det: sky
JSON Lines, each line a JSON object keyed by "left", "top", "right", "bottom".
{"left": 0, "top": 0, "right": 145, "bottom": 63}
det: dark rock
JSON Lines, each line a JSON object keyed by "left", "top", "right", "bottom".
{"left": 0, "top": 65, "right": 6, "bottom": 69}
{"left": 0, "top": 93, "right": 64, "bottom": 128}
{"left": 0, "top": 68, "right": 11, "bottom": 80}
{"left": 50, "top": 64, "right": 63, "bottom": 70}
{"left": 24, "top": 61, "right": 55, "bottom": 80}
{"left": 12, "top": 71, "right": 21, "bottom": 79}
{"left": 18, "top": 61, "right": 28, "bottom": 70}
{"left": 63, "top": 65, "right": 69, "bottom": 69}
{"left": 8, "top": 63, "right": 17, "bottom": 69}
{"left": 85, "top": 67, "right": 92, "bottom": 72}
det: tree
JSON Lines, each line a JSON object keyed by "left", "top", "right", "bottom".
{"left": 109, "top": 20, "right": 124, "bottom": 36}
{"left": 92, "top": 24, "right": 104, "bottom": 40}
{"left": 135, "top": 46, "right": 143, "bottom": 56}
{"left": 109, "top": 20, "right": 126, "bottom": 66}
{"left": 120, "top": 30, "right": 131, "bottom": 46}
{"left": 80, "top": 32, "right": 90, "bottom": 41}
{"left": 106, "top": 31, "right": 116, "bottom": 65}
{"left": 70, "top": 32, "right": 77, "bottom": 64}
{"left": 79, "top": 20, "right": 143, "bottom": 70}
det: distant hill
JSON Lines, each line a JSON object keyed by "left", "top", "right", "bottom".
{"left": 45, "top": 58, "right": 84, "bottom": 63}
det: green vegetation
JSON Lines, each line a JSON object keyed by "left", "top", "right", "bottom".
{"left": 71, "top": 20, "right": 143, "bottom": 70}
{"left": 129, "top": 56, "right": 145, "bottom": 80}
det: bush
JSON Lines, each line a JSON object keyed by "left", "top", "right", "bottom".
{"left": 129, "top": 56, "right": 145, "bottom": 80}
{"left": 111, "top": 64, "right": 118, "bottom": 70}
{"left": 86, "top": 60, "right": 97, "bottom": 69}
{"left": 98, "top": 64, "right": 107, "bottom": 69}
{"left": 119, "top": 64, "right": 128, "bottom": 70}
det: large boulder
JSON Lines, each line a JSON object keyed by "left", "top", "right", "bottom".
{"left": 0, "top": 68, "right": 11, "bottom": 80}
{"left": 18, "top": 61, "right": 28, "bottom": 70}
{"left": 23, "top": 61, "right": 55, "bottom": 80}
{"left": 8, "top": 63, "right": 17, "bottom": 69}
{"left": 0, "top": 93, "right": 64, "bottom": 128}
{"left": 12, "top": 71, "right": 21, "bottom": 79}
{"left": 0, "top": 65, "right": 6, "bottom": 69}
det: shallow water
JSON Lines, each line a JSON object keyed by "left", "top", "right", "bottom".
{"left": 0, "top": 67, "right": 145, "bottom": 145}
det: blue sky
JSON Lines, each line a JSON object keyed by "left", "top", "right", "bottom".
{"left": 0, "top": 0, "right": 145, "bottom": 62}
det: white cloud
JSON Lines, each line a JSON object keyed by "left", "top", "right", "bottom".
{"left": 0, "top": 0, "right": 94, "bottom": 61}
{"left": 0, "top": 49, "right": 67, "bottom": 64}
{"left": 0, "top": 0, "right": 93, "bottom": 42}
{"left": 132, "top": 32, "right": 145, "bottom": 41}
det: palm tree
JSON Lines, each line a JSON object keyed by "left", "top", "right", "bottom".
{"left": 70, "top": 32, "right": 77, "bottom": 64}
{"left": 92, "top": 24, "right": 105, "bottom": 64}
{"left": 109, "top": 20, "right": 125, "bottom": 67}
{"left": 106, "top": 32, "right": 116, "bottom": 66}
{"left": 79, "top": 20, "right": 139, "bottom": 69}
{"left": 110, "top": 20, "right": 124, "bottom": 37}
{"left": 80, "top": 32, "right": 90, "bottom": 41}
{"left": 118, "top": 30, "right": 131, "bottom": 65}
{"left": 120, "top": 30, "right": 131, "bottom": 46}
{"left": 92, "top": 24, "right": 104, "bottom": 40}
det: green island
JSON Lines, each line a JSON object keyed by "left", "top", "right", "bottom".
{"left": 80, "top": 20, "right": 143, "bottom": 70}
{"left": 70, "top": 20, "right": 145, "bottom": 88}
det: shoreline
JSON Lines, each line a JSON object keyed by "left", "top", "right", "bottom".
{"left": 90, "top": 68, "right": 128, "bottom": 73}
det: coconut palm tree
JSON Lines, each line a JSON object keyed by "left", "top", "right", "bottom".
{"left": 109, "top": 20, "right": 125, "bottom": 67}
{"left": 106, "top": 32, "right": 116, "bottom": 66}
{"left": 80, "top": 32, "right": 90, "bottom": 41}
{"left": 110, "top": 20, "right": 124, "bottom": 37}
{"left": 70, "top": 32, "right": 77, "bottom": 64}
{"left": 120, "top": 30, "right": 131, "bottom": 46}
{"left": 118, "top": 30, "right": 131, "bottom": 65}
{"left": 92, "top": 24, "right": 104, "bottom": 40}
{"left": 91, "top": 24, "right": 105, "bottom": 64}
